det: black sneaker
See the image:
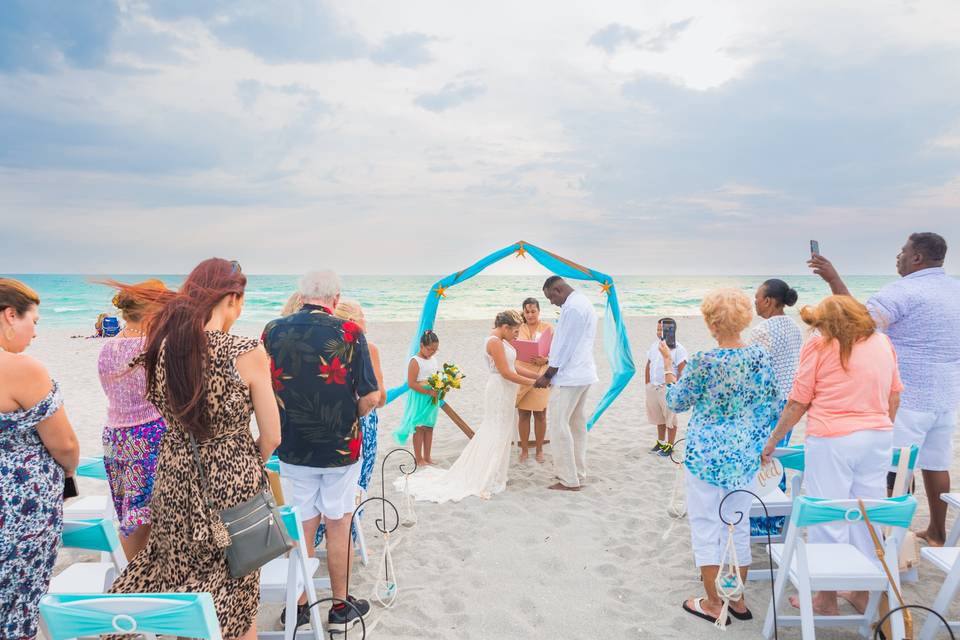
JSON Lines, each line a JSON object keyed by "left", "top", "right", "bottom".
{"left": 328, "top": 595, "right": 370, "bottom": 633}
{"left": 649, "top": 442, "right": 663, "bottom": 454}
{"left": 279, "top": 603, "right": 311, "bottom": 629}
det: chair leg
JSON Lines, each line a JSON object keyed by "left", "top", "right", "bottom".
{"left": 795, "top": 574, "right": 817, "bottom": 640}
{"left": 299, "top": 552, "right": 326, "bottom": 640}
{"left": 920, "top": 560, "right": 960, "bottom": 640}
{"left": 945, "top": 511, "right": 960, "bottom": 547}
{"left": 285, "top": 560, "right": 298, "bottom": 640}
{"left": 859, "top": 590, "right": 881, "bottom": 638}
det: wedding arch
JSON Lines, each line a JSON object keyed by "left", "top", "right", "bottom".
{"left": 385, "top": 240, "right": 635, "bottom": 431}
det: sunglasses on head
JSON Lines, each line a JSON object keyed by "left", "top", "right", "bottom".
{"left": 229, "top": 260, "right": 242, "bottom": 274}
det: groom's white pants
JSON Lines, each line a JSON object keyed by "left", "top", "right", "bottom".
{"left": 549, "top": 384, "right": 591, "bottom": 488}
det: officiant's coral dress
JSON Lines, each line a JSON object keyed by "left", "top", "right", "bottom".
{"left": 515, "top": 321, "right": 552, "bottom": 412}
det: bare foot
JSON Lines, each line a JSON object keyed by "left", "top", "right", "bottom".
{"left": 838, "top": 591, "right": 869, "bottom": 614}
{"left": 548, "top": 482, "right": 581, "bottom": 491}
{"left": 424, "top": 458, "right": 438, "bottom": 466}
{"left": 917, "top": 529, "right": 945, "bottom": 547}
{"left": 519, "top": 450, "right": 529, "bottom": 463}
{"left": 789, "top": 594, "right": 839, "bottom": 615}
{"left": 535, "top": 451, "right": 545, "bottom": 464}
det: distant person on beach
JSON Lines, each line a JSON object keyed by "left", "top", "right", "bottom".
{"left": 402, "top": 310, "right": 539, "bottom": 502}
{"left": 810, "top": 232, "right": 960, "bottom": 546}
{"left": 762, "top": 295, "right": 901, "bottom": 615}
{"left": 396, "top": 330, "right": 442, "bottom": 465}
{"left": 98, "top": 279, "right": 169, "bottom": 560}
{"left": 748, "top": 279, "right": 803, "bottom": 539}
{"left": 515, "top": 297, "right": 553, "bottom": 464}
{"left": 107, "top": 259, "right": 282, "bottom": 640}
{"left": 663, "top": 288, "right": 778, "bottom": 627}
{"left": 0, "top": 278, "right": 80, "bottom": 639}
{"left": 645, "top": 318, "right": 687, "bottom": 458}
{"left": 263, "top": 270, "right": 378, "bottom": 632}
{"left": 281, "top": 291, "right": 303, "bottom": 317}
{"left": 535, "top": 276, "right": 598, "bottom": 491}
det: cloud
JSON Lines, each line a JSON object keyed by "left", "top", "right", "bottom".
{"left": 370, "top": 32, "right": 436, "bottom": 68}
{"left": 588, "top": 19, "right": 693, "bottom": 55}
{"left": 0, "top": 0, "right": 120, "bottom": 72}
{"left": 149, "top": 0, "right": 367, "bottom": 63}
{"left": 414, "top": 77, "right": 486, "bottom": 112}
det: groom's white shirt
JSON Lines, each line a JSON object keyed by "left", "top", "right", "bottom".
{"left": 549, "top": 289, "right": 598, "bottom": 387}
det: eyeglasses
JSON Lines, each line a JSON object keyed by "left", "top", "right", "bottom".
{"left": 229, "top": 260, "right": 242, "bottom": 274}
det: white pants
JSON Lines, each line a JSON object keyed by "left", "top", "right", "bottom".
{"left": 893, "top": 408, "right": 957, "bottom": 471}
{"left": 548, "top": 385, "right": 590, "bottom": 488}
{"left": 686, "top": 472, "right": 755, "bottom": 567}
{"left": 804, "top": 429, "right": 892, "bottom": 560}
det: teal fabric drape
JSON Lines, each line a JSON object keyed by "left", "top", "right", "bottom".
{"left": 40, "top": 593, "right": 221, "bottom": 639}
{"left": 388, "top": 241, "right": 635, "bottom": 441}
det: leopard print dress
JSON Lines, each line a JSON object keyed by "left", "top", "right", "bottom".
{"left": 109, "top": 331, "right": 264, "bottom": 638}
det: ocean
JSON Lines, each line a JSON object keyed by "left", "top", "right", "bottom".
{"left": 5, "top": 274, "right": 897, "bottom": 330}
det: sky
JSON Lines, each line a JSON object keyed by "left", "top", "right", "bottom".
{"left": 2, "top": 0, "right": 960, "bottom": 275}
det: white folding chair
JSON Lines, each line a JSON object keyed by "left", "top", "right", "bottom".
{"left": 941, "top": 494, "right": 960, "bottom": 548}
{"left": 40, "top": 592, "right": 222, "bottom": 640}
{"left": 918, "top": 546, "right": 960, "bottom": 639}
{"left": 50, "top": 519, "right": 127, "bottom": 594}
{"left": 63, "top": 456, "right": 115, "bottom": 522}
{"left": 762, "top": 495, "right": 918, "bottom": 640}
{"left": 259, "top": 505, "right": 326, "bottom": 640}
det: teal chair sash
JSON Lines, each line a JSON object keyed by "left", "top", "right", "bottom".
{"left": 61, "top": 519, "right": 121, "bottom": 553}
{"left": 265, "top": 455, "right": 280, "bottom": 473}
{"left": 76, "top": 457, "right": 108, "bottom": 481}
{"left": 279, "top": 505, "right": 302, "bottom": 542}
{"left": 792, "top": 495, "right": 917, "bottom": 529}
{"left": 891, "top": 444, "right": 919, "bottom": 469}
{"left": 774, "top": 445, "right": 805, "bottom": 472}
{"left": 40, "top": 593, "right": 221, "bottom": 640}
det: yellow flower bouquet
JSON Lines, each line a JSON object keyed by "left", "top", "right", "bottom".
{"left": 426, "top": 363, "right": 466, "bottom": 405}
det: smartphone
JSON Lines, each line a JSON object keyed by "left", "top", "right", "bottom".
{"left": 661, "top": 319, "right": 677, "bottom": 349}
{"left": 810, "top": 240, "right": 820, "bottom": 257}
{"left": 63, "top": 476, "right": 79, "bottom": 499}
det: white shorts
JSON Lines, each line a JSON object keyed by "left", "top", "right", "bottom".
{"left": 892, "top": 408, "right": 957, "bottom": 471}
{"left": 279, "top": 460, "right": 362, "bottom": 521}
{"left": 644, "top": 384, "right": 678, "bottom": 427}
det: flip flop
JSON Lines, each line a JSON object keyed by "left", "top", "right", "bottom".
{"left": 682, "top": 598, "right": 732, "bottom": 626}
{"left": 729, "top": 606, "right": 753, "bottom": 621}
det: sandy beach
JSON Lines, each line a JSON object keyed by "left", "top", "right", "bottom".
{"left": 44, "top": 315, "right": 958, "bottom": 639}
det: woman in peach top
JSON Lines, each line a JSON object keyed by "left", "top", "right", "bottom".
{"left": 515, "top": 297, "right": 553, "bottom": 463}
{"left": 762, "top": 295, "right": 903, "bottom": 616}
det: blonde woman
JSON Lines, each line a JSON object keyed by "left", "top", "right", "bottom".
{"left": 762, "top": 295, "right": 901, "bottom": 615}
{"left": 663, "top": 288, "right": 778, "bottom": 626}
{"left": 402, "top": 311, "right": 539, "bottom": 503}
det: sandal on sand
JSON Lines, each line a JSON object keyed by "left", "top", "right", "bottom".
{"left": 682, "top": 598, "right": 731, "bottom": 626}
{"left": 729, "top": 606, "right": 753, "bottom": 621}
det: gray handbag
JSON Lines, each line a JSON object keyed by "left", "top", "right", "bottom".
{"left": 189, "top": 434, "right": 294, "bottom": 578}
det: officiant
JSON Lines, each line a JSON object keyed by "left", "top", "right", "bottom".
{"left": 515, "top": 297, "right": 553, "bottom": 464}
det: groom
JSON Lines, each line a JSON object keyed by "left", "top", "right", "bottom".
{"left": 535, "top": 276, "right": 598, "bottom": 491}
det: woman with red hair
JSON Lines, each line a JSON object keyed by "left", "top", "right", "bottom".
{"left": 106, "top": 259, "right": 281, "bottom": 640}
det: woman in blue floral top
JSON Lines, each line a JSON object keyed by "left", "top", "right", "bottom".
{"left": 663, "top": 288, "right": 778, "bottom": 628}
{"left": 1, "top": 279, "right": 80, "bottom": 640}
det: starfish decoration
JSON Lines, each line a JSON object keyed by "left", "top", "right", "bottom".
{"left": 514, "top": 242, "right": 528, "bottom": 259}
{"left": 434, "top": 285, "right": 447, "bottom": 299}
{"left": 599, "top": 281, "right": 613, "bottom": 295}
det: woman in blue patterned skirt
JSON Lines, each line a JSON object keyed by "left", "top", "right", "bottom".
{"left": 0, "top": 279, "right": 80, "bottom": 639}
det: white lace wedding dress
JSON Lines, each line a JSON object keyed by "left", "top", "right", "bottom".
{"left": 399, "top": 336, "right": 520, "bottom": 503}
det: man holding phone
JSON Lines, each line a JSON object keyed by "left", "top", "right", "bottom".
{"left": 809, "top": 232, "right": 960, "bottom": 546}
{"left": 645, "top": 318, "right": 688, "bottom": 457}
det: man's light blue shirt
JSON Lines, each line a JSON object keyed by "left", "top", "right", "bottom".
{"left": 867, "top": 267, "right": 960, "bottom": 413}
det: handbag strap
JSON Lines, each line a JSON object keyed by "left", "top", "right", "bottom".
{"left": 188, "top": 431, "right": 270, "bottom": 513}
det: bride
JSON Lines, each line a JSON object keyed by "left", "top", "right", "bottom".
{"left": 400, "top": 310, "right": 540, "bottom": 503}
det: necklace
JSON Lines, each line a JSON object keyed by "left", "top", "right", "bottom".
{"left": 122, "top": 327, "right": 145, "bottom": 337}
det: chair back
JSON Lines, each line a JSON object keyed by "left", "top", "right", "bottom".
{"left": 76, "top": 457, "right": 108, "bottom": 481}
{"left": 40, "top": 593, "right": 221, "bottom": 640}
{"left": 890, "top": 445, "right": 919, "bottom": 471}
{"left": 62, "top": 519, "right": 127, "bottom": 571}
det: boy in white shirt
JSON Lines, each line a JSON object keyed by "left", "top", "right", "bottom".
{"left": 645, "top": 318, "right": 688, "bottom": 457}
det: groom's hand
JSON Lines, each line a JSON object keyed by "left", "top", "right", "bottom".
{"left": 533, "top": 375, "right": 551, "bottom": 389}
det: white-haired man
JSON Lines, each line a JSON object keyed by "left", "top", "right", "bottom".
{"left": 262, "top": 270, "right": 380, "bottom": 632}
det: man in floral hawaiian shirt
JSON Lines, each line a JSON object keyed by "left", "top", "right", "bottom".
{"left": 262, "top": 269, "right": 379, "bottom": 632}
